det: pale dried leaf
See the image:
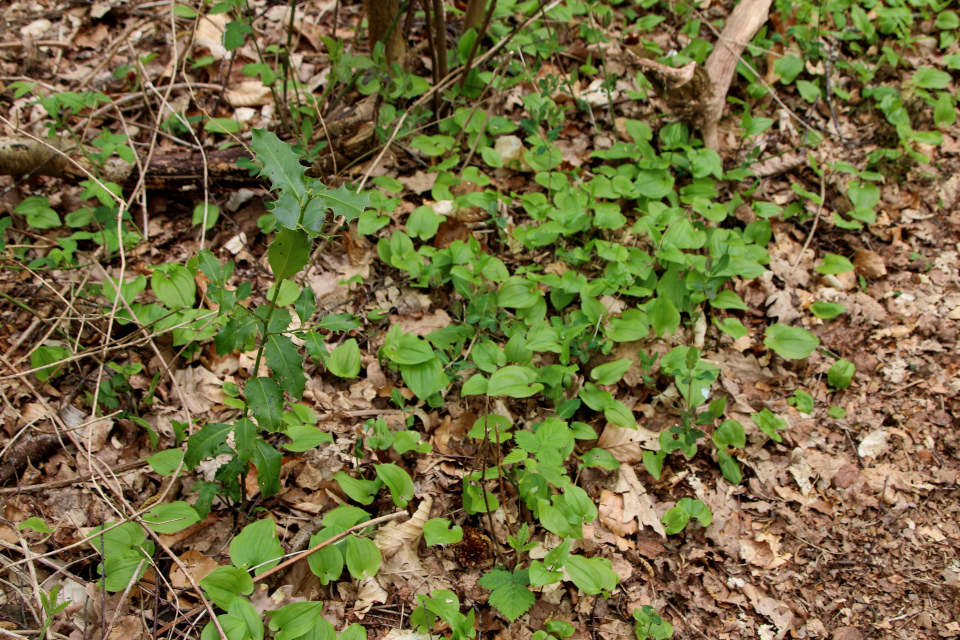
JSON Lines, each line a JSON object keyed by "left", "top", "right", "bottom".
{"left": 225, "top": 81, "right": 273, "bottom": 107}
{"left": 596, "top": 423, "right": 660, "bottom": 464}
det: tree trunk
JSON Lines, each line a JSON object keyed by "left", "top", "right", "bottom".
{"left": 462, "top": 0, "right": 487, "bottom": 34}
{"left": 363, "top": 0, "right": 408, "bottom": 68}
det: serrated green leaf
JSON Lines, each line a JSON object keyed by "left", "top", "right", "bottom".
{"left": 294, "top": 285, "right": 316, "bottom": 323}
{"left": 317, "top": 185, "right": 370, "bottom": 223}
{"left": 318, "top": 313, "right": 360, "bottom": 332}
{"left": 479, "top": 568, "right": 534, "bottom": 621}
{"left": 245, "top": 377, "right": 284, "bottom": 430}
{"left": 233, "top": 417, "right": 257, "bottom": 463}
{"left": 184, "top": 422, "right": 233, "bottom": 468}
{"left": 751, "top": 408, "right": 788, "bottom": 442}
{"left": 215, "top": 313, "right": 258, "bottom": 354}
{"left": 250, "top": 129, "right": 308, "bottom": 199}
{"left": 268, "top": 228, "right": 310, "bottom": 282}
{"left": 252, "top": 437, "right": 282, "bottom": 496}
{"left": 789, "top": 389, "right": 814, "bottom": 414}
{"left": 265, "top": 334, "right": 306, "bottom": 398}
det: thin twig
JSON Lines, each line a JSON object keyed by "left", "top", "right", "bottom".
{"left": 789, "top": 171, "right": 826, "bottom": 275}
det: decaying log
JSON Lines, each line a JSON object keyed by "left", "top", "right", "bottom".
{"left": 0, "top": 432, "right": 60, "bottom": 485}
{"left": 0, "top": 97, "right": 379, "bottom": 190}
{"left": 0, "top": 135, "right": 258, "bottom": 189}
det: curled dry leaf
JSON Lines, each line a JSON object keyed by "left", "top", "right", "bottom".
{"left": 852, "top": 249, "right": 887, "bottom": 278}
{"left": 614, "top": 464, "right": 666, "bottom": 538}
{"left": 391, "top": 310, "right": 452, "bottom": 336}
{"left": 595, "top": 423, "right": 659, "bottom": 463}
{"left": 226, "top": 81, "right": 274, "bottom": 107}
{"left": 20, "top": 402, "right": 47, "bottom": 423}
{"left": 194, "top": 14, "right": 228, "bottom": 60}
{"left": 739, "top": 532, "right": 791, "bottom": 569}
{"left": 169, "top": 549, "right": 220, "bottom": 590}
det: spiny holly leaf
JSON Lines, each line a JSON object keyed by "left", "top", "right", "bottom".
{"left": 253, "top": 437, "right": 282, "bottom": 497}
{"left": 317, "top": 184, "right": 370, "bottom": 223}
{"left": 214, "top": 313, "right": 257, "bottom": 355}
{"left": 265, "top": 334, "right": 307, "bottom": 399}
{"left": 245, "top": 377, "right": 283, "bottom": 430}
{"left": 268, "top": 228, "right": 311, "bottom": 282}
{"left": 303, "top": 331, "right": 329, "bottom": 366}
{"left": 196, "top": 250, "right": 236, "bottom": 314}
{"left": 256, "top": 305, "right": 292, "bottom": 334}
{"left": 268, "top": 192, "right": 303, "bottom": 231}
{"left": 317, "top": 313, "right": 360, "bottom": 332}
{"left": 478, "top": 568, "right": 534, "bottom": 621}
{"left": 250, "top": 129, "right": 307, "bottom": 200}
{"left": 294, "top": 285, "right": 316, "bottom": 324}
{"left": 233, "top": 417, "right": 257, "bottom": 463}
{"left": 185, "top": 422, "right": 233, "bottom": 468}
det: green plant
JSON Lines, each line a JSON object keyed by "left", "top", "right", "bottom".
{"left": 661, "top": 498, "right": 712, "bottom": 535}
{"left": 828, "top": 359, "right": 856, "bottom": 390}
{"left": 37, "top": 585, "right": 71, "bottom": 640}
{"left": 633, "top": 605, "right": 674, "bottom": 640}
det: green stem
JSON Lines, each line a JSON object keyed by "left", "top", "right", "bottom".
{"left": 249, "top": 279, "right": 285, "bottom": 390}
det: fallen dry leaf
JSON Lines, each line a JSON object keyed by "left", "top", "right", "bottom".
{"left": 596, "top": 423, "right": 659, "bottom": 463}
{"left": 739, "top": 532, "right": 791, "bottom": 569}
{"left": 226, "top": 81, "right": 274, "bottom": 107}
{"left": 390, "top": 310, "right": 451, "bottom": 336}
{"left": 169, "top": 549, "right": 220, "bottom": 589}
{"left": 614, "top": 465, "right": 666, "bottom": 538}
{"left": 853, "top": 249, "right": 887, "bottom": 278}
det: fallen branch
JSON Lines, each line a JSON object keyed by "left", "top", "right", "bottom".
{"left": 0, "top": 433, "right": 60, "bottom": 485}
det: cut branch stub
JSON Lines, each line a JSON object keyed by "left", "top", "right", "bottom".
{"left": 628, "top": 0, "right": 773, "bottom": 151}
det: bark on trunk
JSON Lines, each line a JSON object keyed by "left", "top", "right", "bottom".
{"left": 363, "top": 0, "right": 408, "bottom": 68}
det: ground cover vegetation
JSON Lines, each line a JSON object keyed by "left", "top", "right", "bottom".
{"left": 0, "top": 0, "right": 957, "bottom": 638}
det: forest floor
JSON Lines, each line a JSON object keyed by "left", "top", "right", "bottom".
{"left": 0, "top": 0, "right": 958, "bottom": 639}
